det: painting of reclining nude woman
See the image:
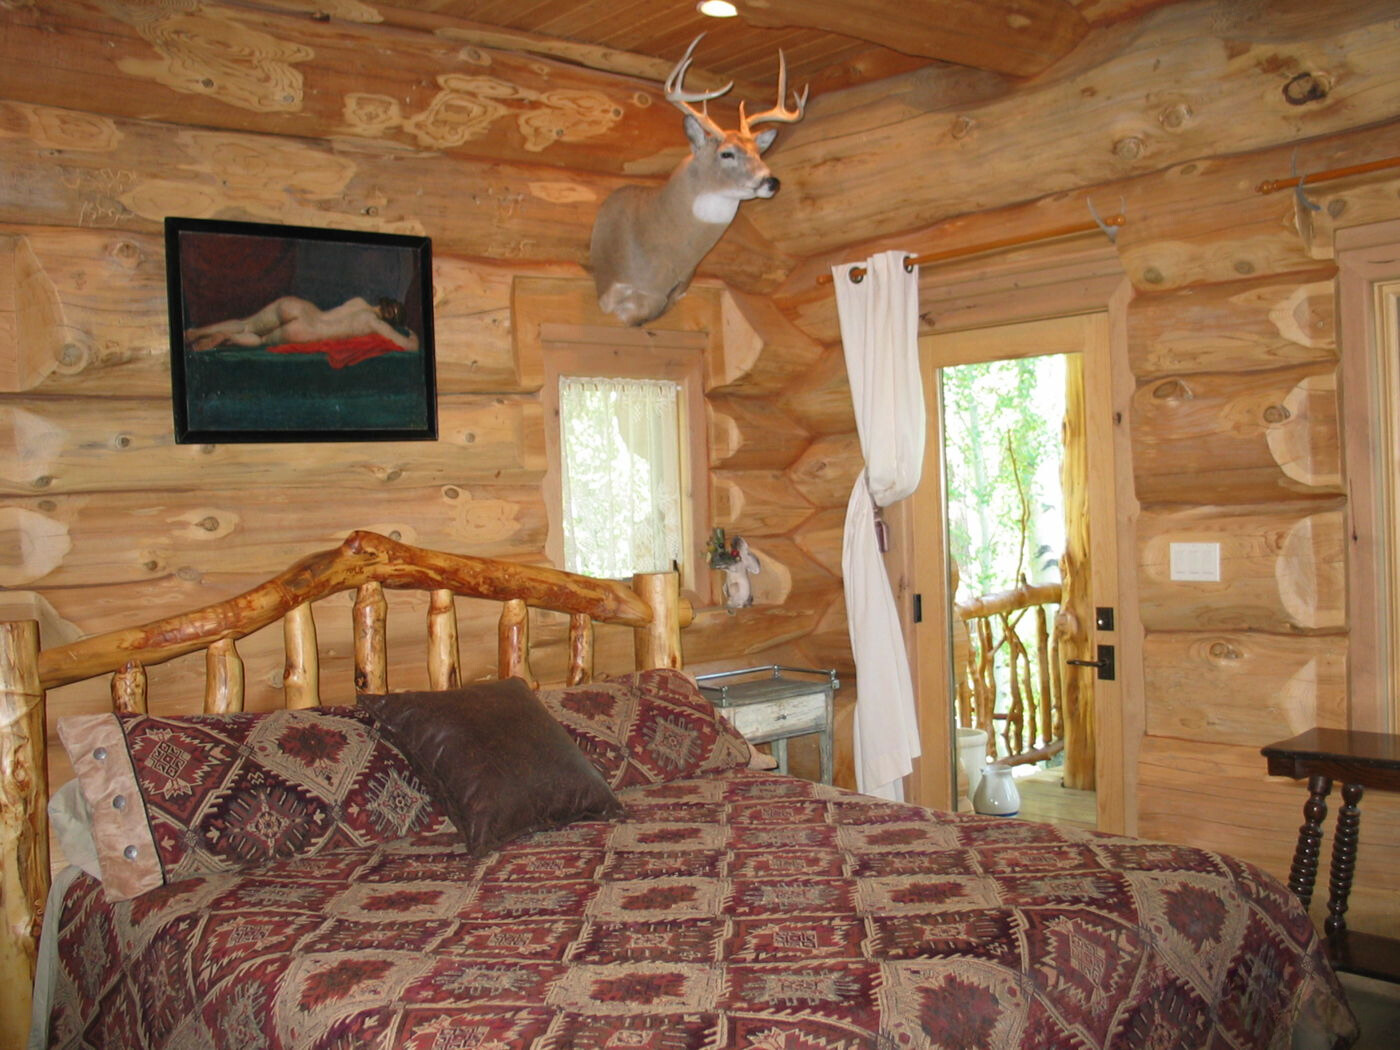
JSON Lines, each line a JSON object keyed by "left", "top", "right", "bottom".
{"left": 165, "top": 217, "right": 437, "bottom": 443}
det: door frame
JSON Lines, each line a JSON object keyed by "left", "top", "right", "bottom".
{"left": 1337, "top": 218, "right": 1400, "bottom": 734}
{"left": 884, "top": 247, "right": 1140, "bottom": 834}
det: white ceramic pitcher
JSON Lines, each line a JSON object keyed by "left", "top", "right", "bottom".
{"left": 972, "top": 764, "right": 1021, "bottom": 817}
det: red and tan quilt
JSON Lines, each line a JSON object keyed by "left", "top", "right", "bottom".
{"left": 43, "top": 769, "right": 1354, "bottom": 1049}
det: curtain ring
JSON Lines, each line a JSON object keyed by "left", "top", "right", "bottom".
{"left": 902, "top": 256, "right": 915, "bottom": 273}
{"left": 848, "top": 268, "right": 865, "bottom": 284}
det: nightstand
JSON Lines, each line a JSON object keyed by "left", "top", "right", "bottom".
{"left": 696, "top": 665, "right": 839, "bottom": 785}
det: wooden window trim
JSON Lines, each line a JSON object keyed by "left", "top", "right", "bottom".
{"left": 541, "top": 335, "right": 714, "bottom": 605}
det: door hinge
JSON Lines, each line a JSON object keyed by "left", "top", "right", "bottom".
{"left": 1067, "top": 643, "right": 1116, "bottom": 681}
{"left": 912, "top": 593, "right": 923, "bottom": 623}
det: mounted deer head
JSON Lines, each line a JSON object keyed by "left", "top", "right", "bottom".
{"left": 589, "top": 35, "right": 808, "bottom": 326}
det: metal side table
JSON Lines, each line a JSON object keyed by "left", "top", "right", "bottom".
{"left": 696, "top": 665, "right": 839, "bottom": 785}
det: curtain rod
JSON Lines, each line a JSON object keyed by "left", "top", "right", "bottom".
{"left": 1256, "top": 155, "right": 1400, "bottom": 195}
{"left": 817, "top": 214, "right": 1126, "bottom": 285}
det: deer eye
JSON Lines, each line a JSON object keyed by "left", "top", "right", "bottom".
{"left": 719, "top": 149, "right": 736, "bottom": 160}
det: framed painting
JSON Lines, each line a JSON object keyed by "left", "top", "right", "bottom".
{"left": 165, "top": 217, "right": 437, "bottom": 443}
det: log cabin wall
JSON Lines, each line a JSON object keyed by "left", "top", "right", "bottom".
{"left": 762, "top": 0, "right": 1400, "bottom": 939}
{"left": 0, "top": 0, "right": 849, "bottom": 797}
{"left": 2, "top": 0, "right": 1399, "bottom": 938}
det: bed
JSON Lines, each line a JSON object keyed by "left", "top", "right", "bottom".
{"left": 0, "top": 531, "right": 1359, "bottom": 1050}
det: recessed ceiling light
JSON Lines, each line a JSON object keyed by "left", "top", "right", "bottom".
{"left": 697, "top": 0, "right": 738, "bottom": 17}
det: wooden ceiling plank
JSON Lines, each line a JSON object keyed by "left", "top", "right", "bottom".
{"left": 463, "top": 0, "right": 564, "bottom": 30}
{"left": 531, "top": 0, "right": 660, "bottom": 41}
{"left": 737, "top": 0, "right": 1090, "bottom": 77}
{"left": 369, "top": 2, "right": 735, "bottom": 90}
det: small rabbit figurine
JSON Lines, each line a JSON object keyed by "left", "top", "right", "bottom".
{"left": 720, "top": 536, "right": 761, "bottom": 610}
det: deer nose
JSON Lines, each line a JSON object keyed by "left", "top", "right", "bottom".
{"left": 757, "top": 175, "right": 780, "bottom": 198}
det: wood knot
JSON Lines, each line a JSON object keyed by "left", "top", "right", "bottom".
{"left": 197, "top": 516, "right": 219, "bottom": 532}
{"left": 1283, "top": 72, "right": 1329, "bottom": 106}
{"left": 1209, "top": 641, "right": 1241, "bottom": 660}
{"left": 1113, "top": 136, "right": 1144, "bottom": 161}
{"left": 1151, "top": 378, "right": 1192, "bottom": 401}
{"left": 1262, "top": 404, "right": 1291, "bottom": 424}
{"left": 951, "top": 115, "right": 976, "bottom": 140}
{"left": 58, "top": 342, "right": 88, "bottom": 370}
{"left": 1158, "top": 103, "right": 1192, "bottom": 130}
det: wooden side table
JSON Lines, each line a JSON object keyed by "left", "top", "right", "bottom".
{"left": 1261, "top": 727, "right": 1400, "bottom": 982}
{"left": 696, "top": 666, "right": 838, "bottom": 785}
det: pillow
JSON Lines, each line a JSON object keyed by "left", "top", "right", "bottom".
{"left": 536, "top": 667, "right": 750, "bottom": 789}
{"left": 358, "top": 678, "right": 624, "bottom": 857}
{"left": 57, "top": 707, "right": 452, "bottom": 901}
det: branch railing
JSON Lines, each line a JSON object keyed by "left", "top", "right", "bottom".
{"left": 954, "top": 579, "right": 1064, "bottom": 767}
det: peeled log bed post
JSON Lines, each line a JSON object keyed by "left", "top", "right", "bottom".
{"left": 0, "top": 531, "right": 692, "bottom": 1048}
{"left": 0, "top": 620, "right": 46, "bottom": 1049}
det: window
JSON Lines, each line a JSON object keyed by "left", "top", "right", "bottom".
{"left": 539, "top": 338, "right": 711, "bottom": 599}
{"left": 559, "top": 376, "right": 683, "bottom": 577}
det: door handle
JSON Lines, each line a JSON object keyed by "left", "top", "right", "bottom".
{"left": 1066, "top": 644, "right": 1116, "bottom": 681}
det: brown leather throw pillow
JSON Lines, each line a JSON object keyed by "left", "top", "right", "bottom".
{"left": 358, "top": 678, "right": 624, "bottom": 857}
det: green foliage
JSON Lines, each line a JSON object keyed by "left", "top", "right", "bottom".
{"left": 942, "top": 355, "right": 1065, "bottom": 599}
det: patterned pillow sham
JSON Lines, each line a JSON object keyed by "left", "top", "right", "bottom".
{"left": 57, "top": 707, "right": 453, "bottom": 901}
{"left": 536, "top": 667, "right": 750, "bottom": 789}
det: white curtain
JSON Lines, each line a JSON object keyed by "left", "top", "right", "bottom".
{"left": 833, "top": 251, "right": 924, "bottom": 800}
{"left": 559, "top": 376, "right": 682, "bottom": 577}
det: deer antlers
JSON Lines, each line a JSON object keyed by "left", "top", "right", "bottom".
{"left": 741, "top": 50, "right": 809, "bottom": 133}
{"left": 664, "top": 34, "right": 808, "bottom": 142}
{"left": 664, "top": 35, "right": 731, "bottom": 141}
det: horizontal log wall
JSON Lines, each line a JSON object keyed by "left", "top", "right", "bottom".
{"left": 766, "top": 1, "right": 1400, "bottom": 938}
{"left": 6, "top": 0, "right": 1400, "bottom": 946}
{"left": 0, "top": 0, "right": 851, "bottom": 831}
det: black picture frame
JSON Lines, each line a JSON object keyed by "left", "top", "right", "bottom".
{"left": 165, "top": 217, "right": 437, "bottom": 444}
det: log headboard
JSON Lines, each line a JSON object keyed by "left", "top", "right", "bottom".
{"left": 0, "top": 530, "right": 690, "bottom": 1047}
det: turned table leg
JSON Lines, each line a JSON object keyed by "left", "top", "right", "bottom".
{"left": 1324, "top": 781, "right": 1365, "bottom": 939}
{"left": 1288, "top": 774, "right": 1331, "bottom": 908}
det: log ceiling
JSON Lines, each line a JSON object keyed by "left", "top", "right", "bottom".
{"left": 377, "top": 0, "right": 1162, "bottom": 91}
{"left": 7, "top": 0, "right": 1376, "bottom": 270}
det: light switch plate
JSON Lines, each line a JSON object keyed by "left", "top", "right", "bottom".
{"left": 1170, "top": 542, "right": 1221, "bottom": 582}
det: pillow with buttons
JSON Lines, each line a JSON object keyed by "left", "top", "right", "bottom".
{"left": 57, "top": 707, "right": 453, "bottom": 901}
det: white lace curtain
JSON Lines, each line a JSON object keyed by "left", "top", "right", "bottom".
{"left": 559, "top": 376, "right": 682, "bottom": 578}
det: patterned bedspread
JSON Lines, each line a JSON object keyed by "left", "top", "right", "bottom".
{"left": 44, "top": 770, "right": 1356, "bottom": 1049}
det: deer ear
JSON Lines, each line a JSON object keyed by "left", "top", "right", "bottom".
{"left": 683, "top": 115, "right": 711, "bottom": 154}
{"left": 754, "top": 128, "right": 778, "bottom": 154}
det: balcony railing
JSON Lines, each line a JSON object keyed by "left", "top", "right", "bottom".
{"left": 954, "top": 579, "right": 1064, "bottom": 768}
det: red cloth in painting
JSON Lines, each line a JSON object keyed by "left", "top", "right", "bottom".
{"left": 265, "top": 333, "right": 407, "bottom": 369}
